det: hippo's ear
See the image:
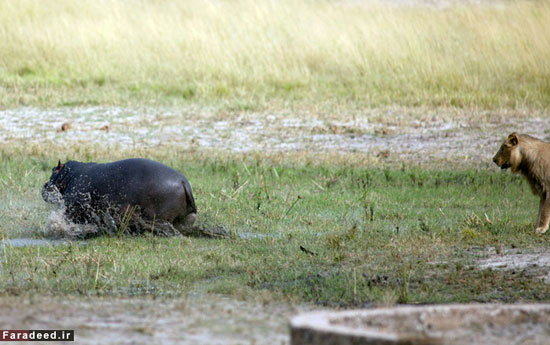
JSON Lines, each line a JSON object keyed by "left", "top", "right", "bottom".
{"left": 507, "top": 133, "right": 518, "bottom": 146}
{"left": 55, "top": 160, "right": 64, "bottom": 173}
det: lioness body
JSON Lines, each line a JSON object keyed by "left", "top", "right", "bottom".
{"left": 493, "top": 133, "right": 550, "bottom": 234}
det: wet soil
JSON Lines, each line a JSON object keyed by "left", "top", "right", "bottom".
{"left": 477, "top": 248, "right": 550, "bottom": 284}
{"left": 0, "top": 294, "right": 313, "bottom": 345}
{"left": 1, "top": 107, "right": 549, "bottom": 166}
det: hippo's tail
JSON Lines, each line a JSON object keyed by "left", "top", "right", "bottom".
{"left": 183, "top": 181, "right": 197, "bottom": 214}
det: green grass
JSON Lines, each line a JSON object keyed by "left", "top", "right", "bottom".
{"left": 0, "top": 0, "right": 549, "bottom": 110}
{"left": 1, "top": 148, "right": 549, "bottom": 305}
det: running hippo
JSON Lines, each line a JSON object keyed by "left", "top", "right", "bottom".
{"left": 42, "top": 158, "right": 199, "bottom": 237}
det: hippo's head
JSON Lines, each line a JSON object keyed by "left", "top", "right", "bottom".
{"left": 42, "top": 160, "right": 67, "bottom": 204}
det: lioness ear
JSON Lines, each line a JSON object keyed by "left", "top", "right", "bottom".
{"left": 507, "top": 133, "right": 518, "bottom": 146}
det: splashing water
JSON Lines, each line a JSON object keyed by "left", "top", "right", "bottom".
{"left": 43, "top": 207, "right": 101, "bottom": 239}
{"left": 40, "top": 186, "right": 101, "bottom": 239}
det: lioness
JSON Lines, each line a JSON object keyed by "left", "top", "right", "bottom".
{"left": 493, "top": 133, "right": 550, "bottom": 234}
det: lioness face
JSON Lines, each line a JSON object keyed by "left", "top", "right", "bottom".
{"left": 493, "top": 133, "right": 520, "bottom": 170}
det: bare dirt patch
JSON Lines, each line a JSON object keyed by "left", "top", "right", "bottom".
{"left": 291, "top": 304, "right": 550, "bottom": 345}
{"left": 1, "top": 107, "right": 548, "bottom": 165}
{"left": 0, "top": 294, "right": 314, "bottom": 345}
{"left": 478, "top": 248, "right": 550, "bottom": 284}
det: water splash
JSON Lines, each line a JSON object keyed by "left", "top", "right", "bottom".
{"left": 43, "top": 207, "right": 100, "bottom": 239}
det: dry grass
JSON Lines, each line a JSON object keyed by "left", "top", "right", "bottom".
{"left": 0, "top": 0, "right": 549, "bottom": 108}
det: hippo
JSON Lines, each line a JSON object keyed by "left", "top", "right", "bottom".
{"left": 42, "top": 158, "right": 198, "bottom": 237}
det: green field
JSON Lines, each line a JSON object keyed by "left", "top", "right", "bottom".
{"left": 1, "top": 148, "right": 549, "bottom": 305}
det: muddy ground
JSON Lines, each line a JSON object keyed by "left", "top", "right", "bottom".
{"left": 2, "top": 106, "right": 550, "bottom": 344}
{"left": 477, "top": 247, "right": 550, "bottom": 284}
{"left": 1, "top": 107, "right": 549, "bottom": 165}
{"left": 1, "top": 247, "right": 549, "bottom": 345}
{"left": 295, "top": 304, "right": 550, "bottom": 345}
{"left": 0, "top": 294, "right": 312, "bottom": 345}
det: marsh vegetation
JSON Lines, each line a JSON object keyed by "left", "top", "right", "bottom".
{"left": 1, "top": 145, "right": 549, "bottom": 305}
{"left": 1, "top": 0, "right": 550, "bottom": 343}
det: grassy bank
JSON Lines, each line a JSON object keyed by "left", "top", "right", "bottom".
{"left": 0, "top": 0, "right": 549, "bottom": 110}
{"left": 1, "top": 149, "right": 549, "bottom": 305}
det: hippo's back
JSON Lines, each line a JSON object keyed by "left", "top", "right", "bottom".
{"left": 101, "top": 158, "right": 186, "bottom": 179}
{"left": 65, "top": 158, "right": 196, "bottom": 223}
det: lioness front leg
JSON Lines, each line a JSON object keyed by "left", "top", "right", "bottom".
{"left": 535, "top": 196, "right": 550, "bottom": 234}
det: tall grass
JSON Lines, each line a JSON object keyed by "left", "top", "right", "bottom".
{"left": 0, "top": 0, "right": 549, "bottom": 108}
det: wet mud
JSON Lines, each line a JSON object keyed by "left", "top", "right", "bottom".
{"left": 478, "top": 248, "right": 550, "bottom": 284}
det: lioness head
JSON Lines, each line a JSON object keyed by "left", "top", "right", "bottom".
{"left": 493, "top": 133, "right": 521, "bottom": 172}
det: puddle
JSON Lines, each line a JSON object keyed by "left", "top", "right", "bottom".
{"left": 0, "top": 238, "right": 72, "bottom": 248}
{"left": 1, "top": 107, "right": 549, "bottom": 164}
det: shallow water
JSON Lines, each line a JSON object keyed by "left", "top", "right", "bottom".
{"left": 0, "top": 238, "right": 72, "bottom": 248}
